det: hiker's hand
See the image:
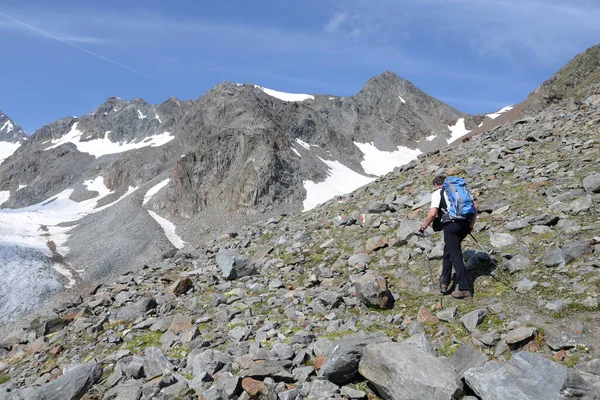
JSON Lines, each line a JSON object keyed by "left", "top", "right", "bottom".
{"left": 418, "top": 225, "right": 425, "bottom": 233}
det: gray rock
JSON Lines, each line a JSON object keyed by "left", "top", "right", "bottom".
{"left": 516, "top": 278, "right": 538, "bottom": 292}
{"left": 318, "top": 333, "right": 390, "bottom": 385}
{"left": 396, "top": 220, "right": 421, "bottom": 243}
{"left": 367, "top": 201, "right": 389, "bottom": 213}
{"left": 460, "top": 309, "right": 488, "bottom": 332}
{"left": 103, "top": 379, "right": 143, "bottom": 400}
{"left": 556, "top": 219, "right": 582, "bottom": 234}
{"left": 583, "top": 173, "right": 600, "bottom": 193}
{"left": 506, "top": 218, "right": 531, "bottom": 231}
{"left": 359, "top": 342, "right": 463, "bottom": 399}
{"left": 545, "top": 246, "right": 569, "bottom": 267}
{"left": 560, "top": 369, "right": 600, "bottom": 399}
{"left": 143, "top": 347, "right": 174, "bottom": 378}
{"left": 545, "top": 300, "right": 568, "bottom": 312}
{"left": 402, "top": 332, "right": 433, "bottom": 354}
{"left": 529, "top": 214, "right": 560, "bottom": 226}
{"left": 353, "top": 271, "right": 391, "bottom": 309}
{"left": 464, "top": 352, "right": 567, "bottom": 400}
{"left": 13, "top": 361, "right": 102, "bottom": 400}
{"left": 340, "top": 385, "right": 367, "bottom": 399}
{"left": 504, "top": 327, "right": 537, "bottom": 345}
{"left": 272, "top": 343, "right": 294, "bottom": 360}
{"left": 570, "top": 194, "right": 593, "bottom": 214}
{"left": 449, "top": 343, "right": 489, "bottom": 378}
{"left": 436, "top": 306, "right": 457, "bottom": 322}
{"left": 562, "top": 240, "right": 593, "bottom": 261}
{"left": 229, "top": 326, "right": 252, "bottom": 342}
{"left": 347, "top": 254, "right": 371, "bottom": 268}
{"left": 109, "top": 298, "right": 157, "bottom": 322}
{"left": 307, "top": 379, "right": 340, "bottom": 399}
{"left": 490, "top": 233, "right": 518, "bottom": 248}
{"left": 216, "top": 248, "right": 257, "bottom": 280}
{"left": 503, "top": 254, "right": 531, "bottom": 273}
{"left": 189, "top": 349, "right": 232, "bottom": 383}
{"left": 240, "top": 360, "right": 295, "bottom": 382}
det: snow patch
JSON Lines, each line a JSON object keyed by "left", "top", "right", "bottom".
{"left": 303, "top": 158, "right": 376, "bottom": 211}
{"left": 0, "top": 178, "right": 138, "bottom": 324}
{"left": 1, "top": 120, "right": 14, "bottom": 132}
{"left": 0, "top": 191, "right": 9, "bottom": 206}
{"left": 147, "top": 211, "right": 185, "bottom": 249}
{"left": 398, "top": 96, "right": 406, "bottom": 104}
{"left": 426, "top": 135, "right": 437, "bottom": 141}
{"left": 52, "top": 263, "right": 76, "bottom": 288}
{"left": 291, "top": 148, "right": 301, "bottom": 157}
{"left": 295, "top": 138, "right": 311, "bottom": 150}
{"left": 155, "top": 113, "right": 162, "bottom": 123}
{"left": 486, "top": 105, "right": 514, "bottom": 119}
{"left": 353, "top": 142, "right": 422, "bottom": 176}
{"left": 447, "top": 118, "right": 471, "bottom": 144}
{"left": 137, "top": 110, "right": 147, "bottom": 119}
{"left": 17, "top": 184, "right": 27, "bottom": 191}
{"left": 143, "top": 178, "right": 170, "bottom": 205}
{"left": 0, "top": 141, "right": 21, "bottom": 164}
{"left": 255, "top": 85, "right": 314, "bottom": 102}
{"left": 45, "top": 123, "right": 175, "bottom": 158}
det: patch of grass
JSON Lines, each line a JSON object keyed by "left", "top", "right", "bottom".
{"left": 123, "top": 331, "right": 163, "bottom": 353}
{"left": 167, "top": 344, "right": 190, "bottom": 359}
{"left": 0, "top": 375, "right": 10, "bottom": 384}
{"left": 563, "top": 355, "right": 580, "bottom": 368}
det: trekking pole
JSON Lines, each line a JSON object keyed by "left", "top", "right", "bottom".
{"left": 420, "top": 232, "right": 436, "bottom": 289}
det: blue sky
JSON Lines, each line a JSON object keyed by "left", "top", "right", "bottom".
{"left": 1, "top": 0, "right": 599, "bottom": 134}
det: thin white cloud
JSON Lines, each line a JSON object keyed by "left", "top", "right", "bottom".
{"left": 325, "top": 12, "right": 349, "bottom": 33}
{"left": 0, "top": 16, "right": 107, "bottom": 45}
{"left": 0, "top": 11, "right": 165, "bottom": 85}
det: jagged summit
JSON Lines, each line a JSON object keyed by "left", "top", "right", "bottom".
{"left": 0, "top": 110, "right": 27, "bottom": 142}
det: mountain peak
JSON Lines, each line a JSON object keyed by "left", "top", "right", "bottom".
{"left": 0, "top": 110, "right": 27, "bottom": 142}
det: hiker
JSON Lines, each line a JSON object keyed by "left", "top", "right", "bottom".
{"left": 418, "top": 175, "right": 477, "bottom": 299}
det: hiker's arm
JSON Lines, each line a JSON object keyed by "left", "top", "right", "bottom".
{"left": 419, "top": 207, "right": 438, "bottom": 232}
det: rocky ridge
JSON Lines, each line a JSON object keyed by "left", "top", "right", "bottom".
{"left": 0, "top": 89, "right": 599, "bottom": 398}
{"left": 0, "top": 110, "right": 26, "bottom": 142}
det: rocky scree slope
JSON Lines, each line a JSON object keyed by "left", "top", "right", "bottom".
{"left": 0, "top": 73, "right": 472, "bottom": 282}
{"left": 0, "top": 91, "right": 599, "bottom": 399}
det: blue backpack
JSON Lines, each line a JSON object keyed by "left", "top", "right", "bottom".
{"left": 441, "top": 176, "right": 476, "bottom": 222}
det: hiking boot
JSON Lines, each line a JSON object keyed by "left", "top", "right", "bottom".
{"left": 451, "top": 290, "right": 472, "bottom": 300}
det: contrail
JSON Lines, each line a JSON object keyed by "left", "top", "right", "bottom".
{"left": 0, "top": 11, "right": 166, "bottom": 85}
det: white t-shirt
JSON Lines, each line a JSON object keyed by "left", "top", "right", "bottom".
{"left": 430, "top": 188, "right": 449, "bottom": 210}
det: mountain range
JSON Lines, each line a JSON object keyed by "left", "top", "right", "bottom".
{"left": 0, "top": 72, "right": 488, "bottom": 325}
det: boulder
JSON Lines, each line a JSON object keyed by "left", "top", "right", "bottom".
{"left": 215, "top": 248, "right": 257, "bottom": 280}
{"left": 318, "top": 333, "right": 390, "bottom": 385}
{"left": 464, "top": 351, "right": 568, "bottom": 399}
{"left": 353, "top": 271, "right": 391, "bottom": 309}
{"left": 359, "top": 342, "right": 463, "bottom": 399}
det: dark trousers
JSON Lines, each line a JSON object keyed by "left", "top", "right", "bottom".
{"left": 441, "top": 220, "right": 471, "bottom": 291}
